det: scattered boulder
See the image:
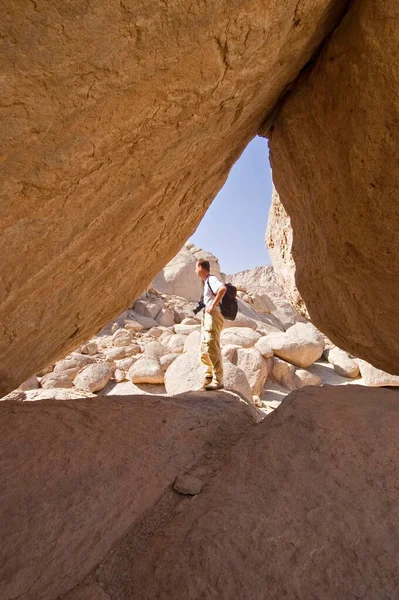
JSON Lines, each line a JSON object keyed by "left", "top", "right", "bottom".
{"left": 174, "top": 474, "right": 204, "bottom": 496}
{"left": 128, "top": 358, "right": 164, "bottom": 385}
{"left": 18, "top": 376, "right": 40, "bottom": 391}
{"left": 40, "top": 373, "right": 74, "bottom": 389}
{"left": 156, "top": 308, "right": 175, "bottom": 327}
{"left": 183, "top": 330, "right": 201, "bottom": 352}
{"left": 74, "top": 364, "right": 113, "bottom": 393}
{"left": 221, "top": 328, "right": 261, "bottom": 349}
{"left": 134, "top": 297, "right": 165, "bottom": 320}
{"left": 174, "top": 323, "right": 201, "bottom": 336}
{"left": 221, "top": 344, "right": 240, "bottom": 364}
{"left": 270, "top": 357, "right": 296, "bottom": 389}
{"left": 112, "top": 329, "right": 133, "bottom": 348}
{"left": 324, "top": 347, "right": 360, "bottom": 379}
{"left": 124, "top": 320, "right": 144, "bottom": 333}
{"left": 292, "top": 368, "right": 322, "bottom": 389}
{"left": 267, "top": 323, "right": 325, "bottom": 368}
{"left": 357, "top": 360, "right": 399, "bottom": 387}
{"left": 255, "top": 337, "right": 274, "bottom": 359}
{"left": 143, "top": 341, "right": 169, "bottom": 359}
{"left": 166, "top": 334, "right": 187, "bottom": 354}
{"left": 79, "top": 342, "right": 98, "bottom": 356}
{"left": 129, "top": 313, "right": 159, "bottom": 330}
{"left": 160, "top": 353, "right": 178, "bottom": 372}
{"left": 222, "top": 312, "right": 257, "bottom": 330}
{"left": 235, "top": 348, "right": 268, "bottom": 396}
{"left": 54, "top": 354, "right": 95, "bottom": 373}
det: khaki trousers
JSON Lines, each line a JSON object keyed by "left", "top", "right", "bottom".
{"left": 200, "top": 309, "right": 224, "bottom": 385}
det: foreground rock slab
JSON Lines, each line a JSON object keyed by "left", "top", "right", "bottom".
{"left": 96, "top": 386, "right": 399, "bottom": 599}
{"left": 0, "top": 394, "right": 257, "bottom": 600}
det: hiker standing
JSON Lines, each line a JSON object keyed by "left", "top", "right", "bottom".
{"left": 195, "top": 259, "right": 227, "bottom": 390}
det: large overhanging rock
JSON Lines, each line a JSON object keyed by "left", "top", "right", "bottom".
{"left": 0, "top": 0, "right": 350, "bottom": 395}
{"left": 0, "top": 393, "right": 257, "bottom": 600}
{"left": 70, "top": 386, "right": 399, "bottom": 599}
{"left": 268, "top": 0, "right": 399, "bottom": 374}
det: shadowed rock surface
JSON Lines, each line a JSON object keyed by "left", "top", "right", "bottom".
{"left": 0, "top": 393, "right": 257, "bottom": 600}
{"left": 81, "top": 386, "right": 399, "bottom": 600}
{"left": 269, "top": 0, "right": 399, "bottom": 374}
{"left": 0, "top": 0, "right": 350, "bottom": 394}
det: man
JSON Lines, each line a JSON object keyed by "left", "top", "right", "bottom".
{"left": 195, "top": 259, "right": 227, "bottom": 391}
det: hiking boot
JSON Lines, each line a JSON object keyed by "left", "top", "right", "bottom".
{"left": 205, "top": 382, "right": 224, "bottom": 391}
{"left": 196, "top": 378, "right": 213, "bottom": 391}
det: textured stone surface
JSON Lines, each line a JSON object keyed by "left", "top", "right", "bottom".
{"left": 97, "top": 386, "right": 399, "bottom": 599}
{"left": 269, "top": 0, "right": 399, "bottom": 374}
{"left": 266, "top": 187, "right": 309, "bottom": 317}
{"left": 0, "top": 394, "right": 257, "bottom": 600}
{"left": 0, "top": 0, "right": 350, "bottom": 394}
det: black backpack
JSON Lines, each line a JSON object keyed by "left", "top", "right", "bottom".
{"left": 207, "top": 277, "right": 238, "bottom": 321}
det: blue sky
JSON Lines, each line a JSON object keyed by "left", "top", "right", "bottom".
{"left": 189, "top": 135, "right": 273, "bottom": 275}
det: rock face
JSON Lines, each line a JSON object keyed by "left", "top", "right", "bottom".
{"left": 266, "top": 187, "right": 309, "bottom": 317}
{"left": 0, "top": 394, "right": 257, "bottom": 600}
{"left": 0, "top": 0, "right": 351, "bottom": 394}
{"left": 269, "top": 0, "right": 399, "bottom": 374}
{"left": 94, "top": 386, "right": 399, "bottom": 599}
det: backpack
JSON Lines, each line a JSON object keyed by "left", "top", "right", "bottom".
{"left": 207, "top": 277, "right": 238, "bottom": 321}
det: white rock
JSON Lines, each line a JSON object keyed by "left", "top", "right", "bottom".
{"left": 18, "top": 376, "right": 40, "bottom": 391}
{"left": 166, "top": 334, "right": 187, "bottom": 354}
{"left": 156, "top": 308, "right": 175, "bottom": 327}
{"left": 164, "top": 349, "right": 253, "bottom": 402}
{"left": 222, "top": 312, "right": 257, "bottom": 330}
{"left": 153, "top": 246, "right": 203, "bottom": 301}
{"left": 174, "top": 323, "right": 201, "bottom": 336}
{"left": 221, "top": 327, "right": 261, "bottom": 349}
{"left": 158, "top": 330, "right": 173, "bottom": 345}
{"left": 114, "top": 369, "right": 126, "bottom": 383}
{"left": 356, "top": 360, "right": 399, "bottom": 387}
{"left": 251, "top": 292, "right": 275, "bottom": 314}
{"left": 24, "top": 388, "right": 96, "bottom": 401}
{"left": 184, "top": 330, "right": 201, "bottom": 352}
{"left": 267, "top": 322, "right": 325, "bottom": 368}
{"left": 292, "top": 369, "right": 322, "bottom": 389}
{"left": 124, "top": 319, "right": 144, "bottom": 332}
{"left": 74, "top": 364, "right": 113, "bottom": 393}
{"left": 54, "top": 353, "right": 95, "bottom": 373}
{"left": 134, "top": 296, "right": 165, "bottom": 319}
{"left": 112, "top": 328, "right": 133, "bottom": 348}
{"left": 324, "top": 347, "right": 360, "bottom": 379}
{"left": 160, "top": 353, "right": 178, "bottom": 372}
{"left": 235, "top": 348, "right": 268, "bottom": 396}
{"left": 129, "top": 312, "right": 159, "bottom": 330}
{"left": 174, "top": 474, "right": 204, "bottom": 495}
{"left": 221, "top": 344, "right": 241, "bottom": 363}
{"left": 143, "top": 341, "right": 168, "bottom": 358}
{"left": 255, "top": 337, "right": 274, "bottom": 359}
{"left": 270, "top": 357, "right": 296, "bottom": 390}
{"left": 115, "top": 356, "right": 140, "bottom": 371}
{"left": 40, "top": 373, "right": 74, "bottom": 389}
{"left": 181, "top": 317, "right": 201, "bottom": 325}
{"left": 128, "top": 358, "right": 165, "bottom": 384}
{"left": 124, "top": 344, "right": 142, "bottom": 357}
{"left": 105, "top": 347, "right": 128, "bottom": 361}
{"left": 111, "top": 323, "right": 120, "bottom": 334}
{"left": 79, "top": 341, "right": 98, "bottom": 355}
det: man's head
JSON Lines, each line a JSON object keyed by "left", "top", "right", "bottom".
{"left": 195, "top": 259, "right": 210, "bottom": 280}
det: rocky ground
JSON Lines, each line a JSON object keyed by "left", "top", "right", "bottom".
{"left": 5, "top": 243, "right": 399, "bottom": 411}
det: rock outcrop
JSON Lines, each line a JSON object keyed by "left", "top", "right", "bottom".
{"left": 0, "top": 0, "right": 351, "bottom": 394}
{"left": 0, "top": 394, "right": 257, "bottom": 600}
{"left": 69, "top": 386, "right": 399, "bottom": 599}
{"left": 266, "top": 187, "right": 309, "bottom": 317}
{"left": 268, "top": 0, "right": 399, "bottom": 374}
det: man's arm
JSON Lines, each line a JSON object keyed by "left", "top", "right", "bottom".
{"left": 208, "top": 285, "right": 227, "bottom": 312}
